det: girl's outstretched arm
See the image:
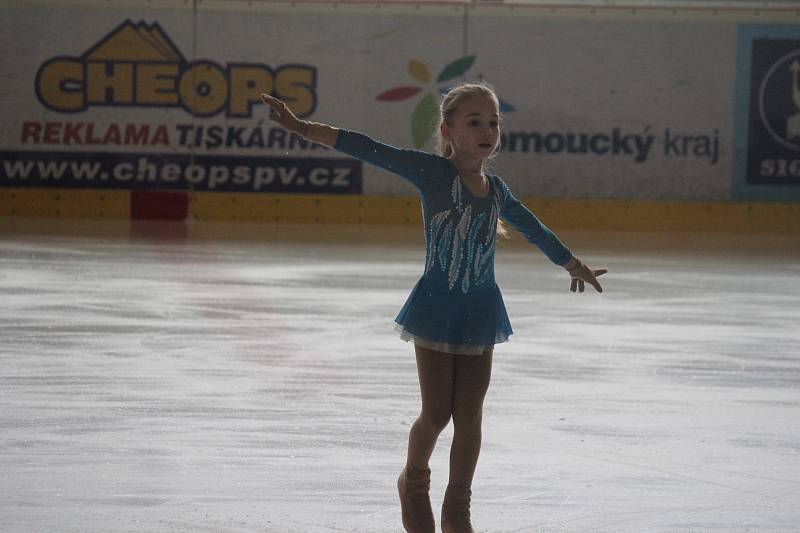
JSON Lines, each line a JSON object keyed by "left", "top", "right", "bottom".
{"left": 260, "top": 94, "right": 441, "bottom": 196}
{"left": 498, "top": 178, "right": 607, "bottom": 293}
{"left": 261, "top": 93, "right": 338, "bottom": 148}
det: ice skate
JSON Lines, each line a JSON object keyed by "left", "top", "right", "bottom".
{"left": 440, "top": 484, "right": 475, "bottom": 533}
{"left": 398, "top": 464, "right": 435, "bottom": 533}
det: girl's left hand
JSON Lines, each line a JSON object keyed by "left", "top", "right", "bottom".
{"left": 565, "top": 257, "right": 607, "bottom": 293}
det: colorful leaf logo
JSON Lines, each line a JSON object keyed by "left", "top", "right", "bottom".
{"left": 408, "top": 59, "right": 430, "bottom": 83}
{"left": 437, "top": 56, "right": 475, "bottom": 83}
{"left": 376, "top": 86, "right": 422, "bottom": 101}
{"left": 376, "top": 56, "right": 515, "bottom": 148}
{"left": 412, "top": 93, "right": 437, "bottom": 148}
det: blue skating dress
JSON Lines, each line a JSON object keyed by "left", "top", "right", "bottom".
{"left": 335, "top": 129, "right": 573, "bottom": 355}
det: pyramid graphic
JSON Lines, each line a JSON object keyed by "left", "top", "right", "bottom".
{"left": 81, "top": 20, "right": 185, "bottom": 62}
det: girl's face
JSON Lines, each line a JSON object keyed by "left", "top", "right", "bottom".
{"left": 442, "top": 94, "right": 501, "bottom": 162}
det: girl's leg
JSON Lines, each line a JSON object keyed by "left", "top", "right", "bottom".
{"left": 448, "top": 347, "right": 493, "bottom": 488}
{"left": 399, "top": 345, "right": 454, "bottom": 532}
{"left": 441, "top": 348, "right": 493, "bottom": 532}
{"left": 405, "top": 345, "right": 455, "bottom": 471}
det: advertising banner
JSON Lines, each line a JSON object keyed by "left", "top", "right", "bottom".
{"left": 0, "top": 1, "right": 797, "bottom": 202}
{"left": 0, "top": 3, "right": 376, "bottom": 196}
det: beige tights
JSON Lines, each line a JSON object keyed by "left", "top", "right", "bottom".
{"left": 405, "top": 345, "right": 493, "bottom": 489}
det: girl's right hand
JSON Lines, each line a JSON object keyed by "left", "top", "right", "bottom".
{"left": 260, "top": 93, "right": 307, "bottom": 134}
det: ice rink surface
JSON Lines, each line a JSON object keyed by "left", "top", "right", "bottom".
{"left": 1, "top": 218, "right": 799, "bottom": 533}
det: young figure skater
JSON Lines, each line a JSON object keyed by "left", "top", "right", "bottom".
{"left": 260, "top": 84, "right": 606, "bottom": 533}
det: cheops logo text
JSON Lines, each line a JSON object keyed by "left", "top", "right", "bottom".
{"left": 35, "top": 20, "right": 316, "bottom": 118}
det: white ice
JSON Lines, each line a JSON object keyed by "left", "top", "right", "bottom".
{"left": 1, "top": 218, "right": 799, "bottom": 532}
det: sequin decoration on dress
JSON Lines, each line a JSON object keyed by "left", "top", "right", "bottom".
{"left": 474, "top": 200, "right": 499, "bottom": 287}
{"left": 461, "top": 211, "right": 487, "bottom": 293}
{"left": 425, "top": 175, "right": 506, "bottom": 293}
{"left": 451, "top": 176, "right": 464, "bottom": 213}
{"left": 425, "top": 175, "right": 510, "bottom": 294}
{"left": 437, "top": 221, "right": 454, "bottom": 273}
{"left": 448, "top": 204, "right": 472, "bottom": 290}
{"left": 425, "top": 210, "right": 451, "bottom": 274}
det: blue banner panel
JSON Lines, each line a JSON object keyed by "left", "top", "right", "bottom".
{"left": 747, "top": 38, "right": 800, "bottom": 185}
{"left": 734, "top": 25, "right": 800, "bottom": 201}
{"left": 0, "top": 151, "right": 363, "bottom": 194}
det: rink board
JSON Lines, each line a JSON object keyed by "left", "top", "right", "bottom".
{"left": 2, "top": 186, "right": 799, "bottom": 233}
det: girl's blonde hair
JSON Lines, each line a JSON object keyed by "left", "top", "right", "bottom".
{"left": 435, "top": 82, "right": 509, "bottom": 239}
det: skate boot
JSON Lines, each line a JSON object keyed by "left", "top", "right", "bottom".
{"left": 440, "top": 484, "right": 475, "bottom": 533}
{"left": 398, "top": 464, "right": 435, "bottom": 533}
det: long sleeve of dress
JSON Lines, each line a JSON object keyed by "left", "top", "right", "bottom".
{"left": 334, "top": 129, "right": 440, "bottom": 196}
{"left": 498, "top": 179, "right": 573, "bottom": 266}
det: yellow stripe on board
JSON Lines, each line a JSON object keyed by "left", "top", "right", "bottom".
{"left": 1, "top": 188, "right": 798, "bottom": 234}
{"left": 521, "top": 199, "right": 800, "bottom": 234}
{"left": 188, "top": 192, "right": 800, "bottom": 233}
{"left": 0, "top": 188, "right": 130, "bottom": 218}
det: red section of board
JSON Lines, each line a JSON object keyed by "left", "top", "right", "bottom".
{"left": 130, "top": 190, "right": 188, "bottom": 221}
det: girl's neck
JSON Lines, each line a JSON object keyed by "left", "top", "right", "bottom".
{"left": 450, "top": 154, "right": 484, "bottom": 177}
